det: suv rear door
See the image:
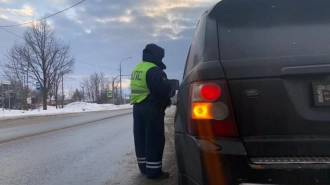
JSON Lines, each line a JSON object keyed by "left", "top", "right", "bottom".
{"left": 212, "top": 0, "right": 330, "bottom": 157}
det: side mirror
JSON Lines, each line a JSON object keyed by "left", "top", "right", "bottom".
{"left": 169, "top": 79, "right": 180, "bottom": 90}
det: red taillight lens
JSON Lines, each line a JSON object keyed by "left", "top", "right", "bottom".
{"left": 188, "top": 80, "right": 238, "bottom": 137}
{"left": 200, "top": 84, "right": 221, "bottom": 101}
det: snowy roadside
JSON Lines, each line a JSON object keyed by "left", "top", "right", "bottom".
{"left": 0, "top": 102, "right": 133, "bottom": 121}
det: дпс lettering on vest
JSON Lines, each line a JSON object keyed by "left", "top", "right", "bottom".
{"left": 132, "top": 71, "right": 143, "bottom": 81}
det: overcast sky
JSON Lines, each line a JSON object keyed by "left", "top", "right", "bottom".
{"left": 0, "top": 0, "right": 218, "bottom": 95}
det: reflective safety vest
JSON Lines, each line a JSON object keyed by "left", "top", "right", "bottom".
{"left": 130, "top": 61, "right": 157, "bottom": 104}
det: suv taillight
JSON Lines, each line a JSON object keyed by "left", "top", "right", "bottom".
{"left": 188, "top": 80, "right": 238, "bottom": 137}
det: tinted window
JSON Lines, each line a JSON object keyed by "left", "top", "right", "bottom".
{"left": 217, "top": 1, "right": 330, "bottom": 60}
{"left": 184, "top": 13, "right": 207, "bottom": 76}
{"left": 183, "top": 46, "right": 191, "bottom": 79}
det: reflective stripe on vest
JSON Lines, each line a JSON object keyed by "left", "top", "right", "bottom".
{"left": 130, "top": 62, "right": 157, "bottom": 104}
{"left": 131, "top": 89, "right": 150, "bottom": 94}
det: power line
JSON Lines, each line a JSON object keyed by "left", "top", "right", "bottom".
{"left": 0, "top": 27, "right": 24, "bottom": 39}
{"left": 75, "top": 59, "right": 118, "bottom": 70}
{"left": 0, "top": 0, "right": 86, "bottom": 28}
{"left": 64, "top": 76, "right": 82, "bottom": 84}
{"left": 65, "top": 77, "right": 78, "bottom": 81}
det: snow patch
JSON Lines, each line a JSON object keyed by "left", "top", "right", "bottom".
{"left": 0, "top": 102, "right": 133, "bottom": 119}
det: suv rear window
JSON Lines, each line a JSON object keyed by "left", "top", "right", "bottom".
{"left": 217, "top": 1, "right": 330, "bottom": 61}
{"left": 184, "top": 13, "right": 207, "bottom": 76}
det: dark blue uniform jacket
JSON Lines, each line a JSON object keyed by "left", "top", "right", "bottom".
{"left": 140, "top": 44, "right": 174, "bottom": 108}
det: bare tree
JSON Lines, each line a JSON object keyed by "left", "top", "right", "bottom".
{"left": 109, "top": 76, "right": 120, "bottom": 104}
{"left": 49, "top": 71, "right": 62, "bottom": 108}
{"left": 82, "top": 74, "right": 95, "bottom": 103}
{"left": 3, "top": 43, "right": 25, "bottom": 83}
{"left": 100, "top": 76, "right": 112, "bottom": 104}
{"left": 83, "top": 72, "right": 101, "bottom": 103}
{"left": 71, "top": 89, "right": 82, "bottom": 102}
{"left": 81, "top": 72, "right": 114, "bottom": 104}
{"left": 2, "top": 43, "right": 31, "bottom": 110}
{"left": 4, "top": 20, "right": 75, "bottom": 110}
{"left": 99, "top": 72, "right": 113, "bottom": 104}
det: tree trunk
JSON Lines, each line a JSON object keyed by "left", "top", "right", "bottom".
{"left": 55, "top": 94, "right": 58, "bottom": 109}
{"left": 49, "top": 95, "right": 53, "bottom": 107}
{"left": 43, "top": 90, "right": 47, "bottom": 110}
{"left": 55, "top": 84, "right": 58, "bottom": 109}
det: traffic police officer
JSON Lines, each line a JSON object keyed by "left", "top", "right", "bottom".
{"left": 130, "top": 43, "right": 175, "bottom": 179}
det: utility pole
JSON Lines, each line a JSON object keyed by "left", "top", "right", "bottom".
{"left": 62, "top": 72, "right": 64, "bottom": 108}
{"left": 1, "top": 80, "right": 11, "bottom": 112}
{"left": 8, "top": 91, "right": 10, "bottom": 111}
{"left": 23, "top": 75, "right": 26, "bottom": 110}
{"left": 112, "top": 77, "right": 116, "bottom": 105}
{"left": 112, "top": 75, "right": 120, "bottom": 105}
{"left": 119, "top": 57, "right": 132, "bottom": 105}
{"left": 37, "top": 91, "right": 39, "bottom": 111}
{"left": 119, "top": 66, "right": 121, "bottom": 104}
{"left": 27, "top": 57, "right": 30, "bottom": 109}
{"left": 26, "top": 69, "right": 29, "bottom": 110}
{"left": 82, "top": 87, "right": 84, "bottom": 102}
{"left": 1, "top": 83, "right": 3, "bottom": 112}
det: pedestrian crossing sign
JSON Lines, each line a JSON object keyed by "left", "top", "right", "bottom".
{"left": 107, "top": 92, "right": 113, "bottom": 98}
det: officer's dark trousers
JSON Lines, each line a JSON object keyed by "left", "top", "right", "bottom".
{"left": 133, "top": 103, "right": 165, "bottom": 178}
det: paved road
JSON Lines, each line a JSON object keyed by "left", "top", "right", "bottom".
{"left": 0, "top": 109, "right": 133, "bottom": 143}
{"left": 0, "top": 107, "right": 177, "bottom": 185}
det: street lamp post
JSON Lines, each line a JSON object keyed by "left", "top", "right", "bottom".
{"left": 5, "top": 90, "right": 22, "bottom": 111}
{"left": 1, "top": 83, "right": 3, "bottom": 112}
{"left": 81, "top": 86, "right": 84, "bottom": 102}
{"left": 119, "top": 57, "right": 132, "bottom": 104}
{"left": 8, "top": 91, "right": 10, "bottom": 111}
{"left": 1, "top": 80, "right": 11, "bottom": 112}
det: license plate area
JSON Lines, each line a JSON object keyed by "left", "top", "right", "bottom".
{"left": 313, "top": 82, "right": 330, "bottom": 106}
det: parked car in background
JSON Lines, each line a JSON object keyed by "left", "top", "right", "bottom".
{"left": 175, "top": 0, "right": 330, "bottom": 184}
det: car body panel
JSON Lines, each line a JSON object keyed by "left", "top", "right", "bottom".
{"left": 175, "top": 0, "right": 330, "bottom": 184}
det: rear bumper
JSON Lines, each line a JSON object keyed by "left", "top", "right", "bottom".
{"left": 175, "top": 133, "right": 330, "bottom": 185}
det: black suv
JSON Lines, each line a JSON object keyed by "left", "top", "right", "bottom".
{"left": 174, "top": 0, "right": 330, "bottom": 184}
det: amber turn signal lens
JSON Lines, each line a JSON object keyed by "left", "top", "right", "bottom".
{"left": 192, "top": 103, "right": 213, "bottom": 119}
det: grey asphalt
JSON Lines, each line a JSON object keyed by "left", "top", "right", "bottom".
{"left": 0, "top": 107, "right": 177, "bottom": 185}
{"left": 0, "top": 109, "right": 133, "bottom": 143}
